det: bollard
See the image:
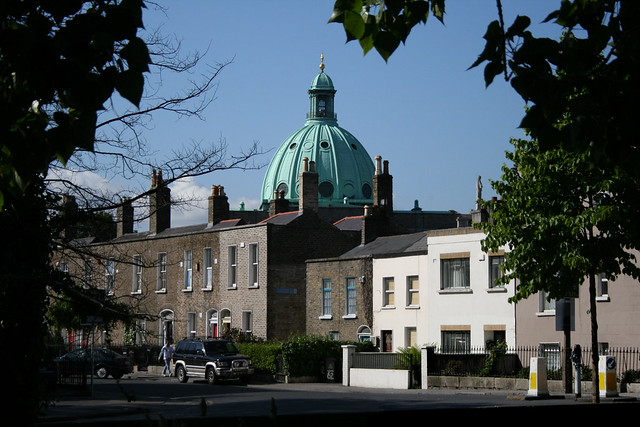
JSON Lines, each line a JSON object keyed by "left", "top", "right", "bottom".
{"left": 528, "top": 357, "right": 549, "bottom": 397}
{"left": 598, "top": 355, "right": 619, "bottom": 398}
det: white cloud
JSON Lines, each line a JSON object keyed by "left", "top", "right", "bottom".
{"left": 48, "top": 169, "right": 265, "bottom": 231}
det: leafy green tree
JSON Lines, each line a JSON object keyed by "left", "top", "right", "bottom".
{"left": 478, "top": 138, "right": 639, "bottom": 401}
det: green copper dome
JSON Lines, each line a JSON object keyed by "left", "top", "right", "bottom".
{"left": 260, "top": 59, "right": 375, "bottom": 209}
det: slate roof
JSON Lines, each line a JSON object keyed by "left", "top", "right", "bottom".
{"left": 339, "top": 231, "right": 427, "bottom": 258}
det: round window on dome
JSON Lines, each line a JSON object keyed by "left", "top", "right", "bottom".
{"left": 276, "top": 183, "right": 288, "bottom": 197}
{"left": 320, "top": 141, "right": 329, "bottom": 149}
{"left": 318, "top": 181, "right": 334, "bottom": 198}
{"left": 289, "top": 143, "right": 297, "bottom": 150}
{"left": 362, "top": 183, "right": 372, "bottom": 199}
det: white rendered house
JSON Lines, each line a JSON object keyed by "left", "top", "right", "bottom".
{"left": 373, "top": 227, "right": 516, "bottom": 352}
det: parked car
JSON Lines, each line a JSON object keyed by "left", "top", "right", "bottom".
{"left": 172, "top": 339, "right": 253, "bottom": 384}
{"left": 54, "top": 347, "right": 133, "bottom": 379}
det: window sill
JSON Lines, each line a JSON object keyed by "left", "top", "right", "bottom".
{"left": 155, "top": 289, "right": 167, "bottom": 294}
{"left": 342, "top": 314, "right": 357, "bottom": 320}
{"left": 439, "top": 288, "right": 472, "bottom": 295}
{"left": 227, "top": 285, "right": 237, "bottom": 290}
{"left": 201, "top": 287, "right": 213, "bottom": 292}
{"left": 487, "top": 287, "right": 507, "bottom": 293}
{"left": 182, "top": 288, "right": 193, "bottom": 293}
{"left": 248, "top": 285, "right": 259, "bottom": 289}
{"left": 318, "top": 315, "right": 333, "bottom": 320}
{"left": 130, "top": 291, "right": 142, "bottom": 295}
{"left": 382, "top": 305, "right": 395, "bottom": 310}
{"left": 596, "top": 295, "right": 610, "bottom": 302}
{"left": 405, "top": 305, "right": 420, "bottom": 309}
{"left": 536, "top": 310, "right": 556, "bottom": 317}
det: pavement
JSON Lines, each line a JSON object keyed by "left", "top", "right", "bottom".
{"left": 36, "top": 371, "right": 640, "bottom": 426}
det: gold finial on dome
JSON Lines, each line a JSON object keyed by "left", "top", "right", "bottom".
{"left": 319, "top": 52, "right": 325, "bottom": 71}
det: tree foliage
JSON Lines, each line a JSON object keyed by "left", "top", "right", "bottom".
{"left": 0, "top": 0, "right": 150, "bottom": 210}
{"left": 479, "top": 138, "right": 640, "bottom": 303}
{"left": 329, "top": 0, "right": 640, "bottom": 184}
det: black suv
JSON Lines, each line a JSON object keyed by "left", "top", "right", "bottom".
{"left": 172, "top": 339, "right": 253, "bottom": 384}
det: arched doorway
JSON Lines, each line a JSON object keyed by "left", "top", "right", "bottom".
{"left": 159, "top": 310, "right": 174, "bottom": 345}
{"left": 357, "top": 325, "right": 372, "bottom": 343}
{"left": 220, "top": 308, "right": 231, "bottom": 337}
{"left": 207, "top": 309, "right": 219, "bottom": 338}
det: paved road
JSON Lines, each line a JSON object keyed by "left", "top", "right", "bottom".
{"left": 37, "top": 372, "right": 640, "bottom": 425}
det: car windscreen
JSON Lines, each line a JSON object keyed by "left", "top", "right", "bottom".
{"left": 204, "top": 341, "right": 238, "bottom": 355}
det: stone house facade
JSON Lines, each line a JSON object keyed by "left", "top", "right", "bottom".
{"left": 54, "top": 160, "right": 361, "bottom": 345}
{"left": 306, "top": 256, "right": 374, "bottom": 343}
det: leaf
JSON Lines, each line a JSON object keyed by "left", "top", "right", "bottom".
{"left": 374, "top": 31, "right": 401, "bottom": 62}
{"left": 430, "top": 0, "right": 445, "bottom": 23}
{"left": 328, "top": 0, "right": 363, "bottom": 24}
{"left": 343, "top": 9, "right": 366, "bottom": 41}
{"left": 120, "top": 36, "right": 150, "bottom": 73}
{"left": 505, "top": 15, "right": 531, "bottom": 39}
{"left": 115, "top": 69, "right": 144, "bottom": 107}
{"left": 483, "top": 60, "right": 504, "bottom": 87}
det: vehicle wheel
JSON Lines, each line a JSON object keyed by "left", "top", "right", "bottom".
{"left": 176, "top": 366, "right": 188, "bottom": 383}
{"left": 96, "top": 366, "right": 108, "bottom": 379}
{"left": 206, "top": 367, "right": 217, "bottom": 385}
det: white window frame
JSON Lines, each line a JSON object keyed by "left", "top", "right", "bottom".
{"left": 242, "top": 310, "right": 253, "bottom": 334}
{"left": 442, "top": 330, "right": 470, "bottom": 353}
{"left": 187, "top": 312, "right": 197, "bottom": 338}
{"left": 321, "top": 278, "right": 332, "bottom": 318}
{"left": 539, "top": 343, "right": 561, "bottom": 372}
{"left": 383, "top": 277, "right": 395, "bottom": 307}
{"left": 248, "top": 243, "right": 259, "bottom": 288}
{"left": 441, "top": 257, "right": 470, "bottom": 290}
{"left": 203, "top": 248, "right": 213, "bottom": 290}
{"left": 597, "top": 273, "right": 609, "bottom": 301}
{"left": 227, "top": 245, "right": 237, "bottom": 289}
{"left": 406, "top": 275, "right": 419, "bottom": 307}
{"left": 405, "top": 327, "right": 417, "bottom": 348}
{"left": 105, "top": 259, "right": 115, "bottom": 296}
{"left": 183, "top": 250, "right": 193, "bottom": 291}
{"left": 156, "top": 252, "right": 167, "bottom": 292}
{"left": 132, "top": 254, "right": 142, "bottom": 294}
{"left": 489, "top": 255, "right": 505, "bottom": 288}
{"left": 344, "top": 277, "right": 356, "bottom": 317}
{"left": 538, "top": 291, "right": 556, "bottom": 314}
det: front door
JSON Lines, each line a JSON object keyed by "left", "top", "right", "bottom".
{"left": 382, "top": 330, "right": 393, "bottom": 352}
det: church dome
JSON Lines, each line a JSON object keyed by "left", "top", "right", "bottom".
{"left": 260, "top": 57, "right": 375, "bottom": 209}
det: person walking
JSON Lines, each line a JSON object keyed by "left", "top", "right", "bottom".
{"left": 158, "top": 341, "right": 174, "bottom": 376}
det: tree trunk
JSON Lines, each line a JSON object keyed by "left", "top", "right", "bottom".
{"left": 588, "top": 272, "right": 600, "bottom": 403}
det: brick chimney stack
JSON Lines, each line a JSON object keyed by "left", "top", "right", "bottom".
{"left": 269, "top": 189, "right": 289, "bottom": 216}
{"left": 149, "top": 169, "right": 171, "bottom": 234}
{"left": 208, "top": 185, "right": 230, "bottom": 226}
{"left": 116, "top": 198, "right": 134, "bottom": 237}
{"left": 299, "top": 157, "right": 318, "bottom": 214}
{"left": 373, "top": 156, "right": 393, "bottom": 217}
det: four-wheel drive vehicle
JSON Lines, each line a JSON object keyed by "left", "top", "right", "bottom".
{"left": 172, "top": 339, "right": 253, "bottom": 384}
{"left": 54, "top": 348, "right": 133, "bottom": 379}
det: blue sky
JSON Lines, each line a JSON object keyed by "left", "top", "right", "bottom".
{"left": 126, "top": 1, "right": 561, "bottom": 228}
